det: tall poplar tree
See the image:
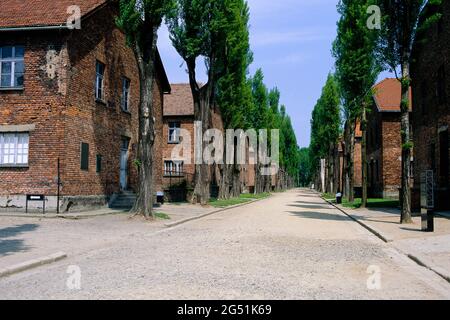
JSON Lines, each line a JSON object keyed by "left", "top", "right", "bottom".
{"left": 375, "top": 0, "right": 442, "bottom": 223}
{"left": 117, "top": 0, "right": 175, "bottom": 218}
{"left": 333, "top": 0, "right": 380, "bottom": 206}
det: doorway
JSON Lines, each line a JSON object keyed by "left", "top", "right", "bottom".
{"left": 439, "top": 129, "right": 449, "bottom": 209}
{"left": 120, "top": 138, "right": 130, "bottom": 191}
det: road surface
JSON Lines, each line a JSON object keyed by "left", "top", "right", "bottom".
{"left": 1, "top": 189, "right": 449, "bottom": 299}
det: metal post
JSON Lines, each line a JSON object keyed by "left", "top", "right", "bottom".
{"left": 57, "top": 158, "right": 60, "bottom": 214}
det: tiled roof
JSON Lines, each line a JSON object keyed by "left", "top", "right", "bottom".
{"left": 0, "top": 0, "right": 107, "bottom": 29}
{"left": 163, "top": 84, "right": 194, "bottom": 117}
{"left": 373, "top": 78, "right": 412, "bottom": 112}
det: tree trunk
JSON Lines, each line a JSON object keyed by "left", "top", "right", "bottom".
{"left": 218, "top": 164, "right": 231, "bottom": 200}
{"left": 130, "top": 35, "right": 158, "bottom": 219}
{"left": 187, "top": 59, "right": 213, "bottom": 205}
{"left": 400, "top": 63, "right": 413, "bottom": 224}
{"left": 231, "top": 164, "right": 241, "bottom": 197}
{"left": 361, "top": 104, "right": 368, "bottom": 208}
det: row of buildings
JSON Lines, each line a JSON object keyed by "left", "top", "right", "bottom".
{"left": 330, "top": 0, "right": 450, "bottom": 211}
{"left": 0, "top": 0, "right": 261, "bottom": 212}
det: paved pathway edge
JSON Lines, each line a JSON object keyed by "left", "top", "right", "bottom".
{"left": 0, "top": 252, "right": 67, "bottom": 279}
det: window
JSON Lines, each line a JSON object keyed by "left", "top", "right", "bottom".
{"left": 121, "top": 77, "right": 130, "bottom": 111}
{"left": 80, "top": 142, "right": 89, "bottom": 171}
{"left": 164, "top": 160, "right": 184, "bottom": 176}
{"left": 168, "top": 122, "right": 181, "bottom": 143}
{"left": 0, "top": 46, "right": 24, "bottom": 88}
{"left": 95, "top": 61, "right": 105, "bottom": 101}
{"left": 0, "top": 133, "right": 29, "bottom": 166}
{"left": 96, "top": 154, "right": 102, "bottom": 173}
{"left": 437, "top": 65, "right": 446, "bottom": 105}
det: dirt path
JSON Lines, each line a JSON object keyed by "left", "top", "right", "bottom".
{"left": 1, "top": 189, "right": 449, "bottom": 299}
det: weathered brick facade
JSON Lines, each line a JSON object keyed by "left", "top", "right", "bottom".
{"left": 366, "top": 79, "right": 412, "bottom": 199}
{"left": 0, "top": 2, "right": 170, "bottom": 211}
{"left": 411, "top": 1, "right": 450, "bottom": 211}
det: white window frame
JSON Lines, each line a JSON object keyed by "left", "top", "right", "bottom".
{"left": 0, "top": 132, "right": 29, "bottom": 166}
{"left": 121, "top": 77, "right": 131, "bottom": 111}
{"left": 0, "top": 46, "right": 25, "bottom": 88}
{"left": 95, "top": 60, "right": 105, "bottom": 101}
{"left": 168, "top": 122, "right": 181, "bottom": 144}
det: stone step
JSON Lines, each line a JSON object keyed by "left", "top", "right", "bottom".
{"left": 110, "top": 192, "right": 136, "bottom": 209}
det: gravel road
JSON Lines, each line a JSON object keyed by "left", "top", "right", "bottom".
{"left": 1, "top": 189, "right": 449, "bottom": 299}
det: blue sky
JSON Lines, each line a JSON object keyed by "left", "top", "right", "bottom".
{"left": 158, "top": 0, "right": 340, "bottom": 148}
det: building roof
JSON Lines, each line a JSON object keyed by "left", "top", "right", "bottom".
{"left": 0, "top": 0, "right": 171, "bottom": 93}
{"left": 373, "top": 78, "right": 412, "bottom": 112}
{"left": 163, "top": 84, "right": 194, "bottom": 117}
{"left": 0, "top": 0, "right": 108, "bottom": 30}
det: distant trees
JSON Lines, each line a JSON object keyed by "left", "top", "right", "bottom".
{"left": 333, "top": 0, "right": 379, "bottom": 206}
{"left": 168, "top": 0, "right": 300, "bottom": 202}
{"left": 309, "top": 74, "right": 341, "bottom": 193}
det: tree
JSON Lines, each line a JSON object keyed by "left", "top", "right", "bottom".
{"left": 309, "top": 74, "right": 341, "bottom": 193}
{"left": 249, "top": 69, "right": 270, "bottom": 193}
{"left": 215, "top": 0, "right": 253, "bottom": 199}
{"left": 168, "top": 0, "right": 232, "bottom": 204}
{"left": 333, "top": 0, "right": 380, "bottom": 206}
{"left": 298, "top": 148, "right": 312, "bottom": 187}
{"left": 117, "top": 0, "right": 175, "bottom": 218}
{"left": 375, "top": 0, "right": 442, "bottom": 223}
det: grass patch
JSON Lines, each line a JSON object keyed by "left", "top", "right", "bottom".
{"left": 239, "top": 192, "right": 271, "bottom": 200}
{"left": 341, "top": 198, "right": 399, "bottom": 209}
{"left": 321, "top": 193, "right": 336, "bottom": 200}
{"left": 154, "top": 212, "right": 171, "bottom": 220}
{"left": 209, "top": 193, "right": 271, "bottom": 208}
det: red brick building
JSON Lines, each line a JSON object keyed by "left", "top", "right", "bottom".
{"left": 0, "top": 0, "right": 170, "bottom": 211}
{"left": 161, "top": 83, "right": 258, "bottom": 199}
{"left": 411, "top": 1, "right": 450, "bottom": 211}
{"left": 366, "top": 78, "right": 412, "bottom": 199}
{"left": 162, "top": 84, "right": 196, "bottom": 197}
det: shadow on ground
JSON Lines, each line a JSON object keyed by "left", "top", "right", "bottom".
{"left": 288, "top": 211, "right": 350, "bottom": 221}
{"left": 0, "top": 224, "right": 38, "bottom": 256}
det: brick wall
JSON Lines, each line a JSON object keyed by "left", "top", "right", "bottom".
{"left": 411, "top": 0, "right": 450, "bottom": 210}
{"left": 381, "top": 114, "right": 402, "bottom": 198}
{"left": 0, "top": 3, "right": 167, "bottom": 209}
{"left": 0, "top": 32, "right": 67, "bottom": 198}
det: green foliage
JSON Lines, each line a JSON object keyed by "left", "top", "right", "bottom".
{"left": 333, "top": 0, "right": 380, "bottom": 122}
{"left": 209, "top": 192, "right": 271, "bottom": 208}
{"left": 298, "top": 148, "right": 312, "bottom": 186}
{"left": 216, "top": 0, "right": 253, "bottom": 130}
{"left": 117, "top": 0, "right": 175, "bottom": 55}
{"left": 309, "top": 74, "right": 341, "bottom": 171}
{"left": 154, "top": 212, "right": 171, "bottom": 220}
{"left": 375, "top": 0, "right": 442, "bottom": 75}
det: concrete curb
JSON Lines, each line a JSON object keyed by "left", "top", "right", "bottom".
{"left": 406, "top": 253, "right": 450, "bottom": 283}
{"left": 0, "top": 252, "right": 67, "bottom": 278}
{"left": 164, "top": 196, "right": 271, "bottom": 228}
{"left": 322, "top": 197, "right": 450, "bottom": 284}
{"left": 323, "top": 198, "right": 394, "bottom": 243}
